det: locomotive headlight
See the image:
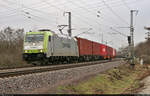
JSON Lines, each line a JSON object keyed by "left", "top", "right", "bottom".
{"left": 40, "top": 49, "right": 43, "bottom": 52}
{"left": 24, "top": 50, "right": 28, "bottom": 53}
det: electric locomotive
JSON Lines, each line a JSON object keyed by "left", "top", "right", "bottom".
{"left": 23, "top": 29, "right": 79, "bottom": 65}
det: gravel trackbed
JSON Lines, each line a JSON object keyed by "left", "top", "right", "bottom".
{"left": 0, "top": 60, "right": 124, "bottom": 94}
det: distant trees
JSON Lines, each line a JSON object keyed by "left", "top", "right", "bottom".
{"left": 0, "top": 27, "right": 27, "bottom": 68}
{"left": 134, "top": 40, "right": 150, "bottom": 64}
{"left": 117, "top": 46, "right": 129, "bottom": 58}
{"left": 0, "top": 26, "right": 24, "bottom": 42}
{"left": 135, "top": 40, "right": 150, "bottom": 57}
{"left": 0, "top": 27, "right": 24, "bottom": 48}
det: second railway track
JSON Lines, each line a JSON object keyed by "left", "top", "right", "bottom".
{"left": 0, "top": 59, "right": 120, "bottom": 78}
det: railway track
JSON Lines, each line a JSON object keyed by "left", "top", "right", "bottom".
{"left": 0, "top": 59, "right": 120, "bottom": 78}
{"left": 0, "top": 65, "right": 35, "bottom": 70}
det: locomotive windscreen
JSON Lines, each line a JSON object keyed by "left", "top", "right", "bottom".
{"left": 25, "top": 34, "right": 44, "bottom": 42}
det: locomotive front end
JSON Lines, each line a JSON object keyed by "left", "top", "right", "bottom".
{"left": 23, "top": 30, "right": 51, "bottom": 61}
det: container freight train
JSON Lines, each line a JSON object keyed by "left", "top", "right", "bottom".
{"left": 23, "top": 29, "right": 116, "bottom": 65}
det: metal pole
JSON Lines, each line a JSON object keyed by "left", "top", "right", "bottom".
{"left": 130, "top": 10, "right": 134, "bottom": 48}
{"left": 64, "top": 12, "right": 72, "bottom": 37}
{"left": 68, "top": 12, "right": 72, "bottom": 37}
{"left": 130, "top": 10, "right": 134, "bottom": 68}
{"left": 67, "top": 12, "right": 72, "bottom": 37}
{"left": 130, "top": 10, "right": 138, "bottom": 68}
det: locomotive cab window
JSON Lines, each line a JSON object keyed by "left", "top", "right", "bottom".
{"left": 25, "top": 34, "right": 44, "bottom": 42}
{"left": 49, "top": 36, "right": 51, "bottom": 42}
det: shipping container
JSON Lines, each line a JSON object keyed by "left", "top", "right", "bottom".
{"left": 106, "top": 46, "right": 111, "bottom": 59}
{"left": 76, "top": 37, "right": 92, "bottom": 56}
{"left": 100, "top": 44, "right": 107, "bottom": 58}
{"left": 110, "top": 47, "right": 114, "bottom": 58}
{"left": 92, "top": 41, "right": 100, "bottom": 55}
{"left": 76, "top": 37, "right": 116, "bottom": 59}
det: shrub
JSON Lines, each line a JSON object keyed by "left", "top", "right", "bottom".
{"left": 0, "top": 27, "right": 27, "bottom": 68}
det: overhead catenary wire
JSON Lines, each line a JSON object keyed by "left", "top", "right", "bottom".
{"left": 45, "top": 0, "right": 122, "bottom": 31}
{"left": 65, "top": 0, "right": 137, "bottom": 13}
{"left": 66, "top": 0, "right": 120, "bottom": 26}
{"left": 0, "top": 0, "right": 58, "bottom": 18}
{"left": 105, "top": 30, "right": 128, "bottom": 48}
{"left": 0, "top": 0, "right": 142, "bottom": 49}
{"left": 76, "top": 0, "right": 122, "bottom": 27}
{"left": 41, "top": 0, "right": 94, "bottom": 28}
{"left": 0, "top": 0, "right": 139, "bottom": 22}
{"left": 57, "top": 0, "right": 137, "bottom": 30}
{"left": 41, "top": 0, "right": 130, "bottom": 45}
{"left": 102, "top": 0, "right": 129, "bottom": 25}
{"left": 0, "top": 0, "right": 142, "bottom": 27}
{"left": 0, "top": 0, "right": 120, "bottom": 29}
{"left": 0, "top": 10, "right": 57, "bottom": 27}
{"left": 0, "top": 0, "right": 122, "bottom": 30}
{"left": 110, "top": 27, "right": 128, "bottom": 37}
{"left": 0, "top": 0, "right": 59, "bottom": 27}
{"left": 121, "top": 0, "right": 131, "bottom": 10}
{"left": 0, "top": 0, "right": 134, "bottom": 28}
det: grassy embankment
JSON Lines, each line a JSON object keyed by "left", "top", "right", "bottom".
{"left": 58, "top": 63, "right": 150, "bottom": 94}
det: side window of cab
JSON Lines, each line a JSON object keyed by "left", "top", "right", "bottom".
{"left": 49, "top": 36, "right": 51, "bottom": 42}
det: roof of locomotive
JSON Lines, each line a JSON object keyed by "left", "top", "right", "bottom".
{"left": 26, "top": 29, "right": 55, "bottom": 35}
{"left": 26, "top": 29, "right": 78, "bottom": 41}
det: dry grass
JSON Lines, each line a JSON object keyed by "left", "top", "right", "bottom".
{"left": 0, "top": 27, "right": 28, "bottom": 68}
{"left": 0, "top": 40, "right": 28, "bottom": 68}
{"left": 58, "top": 64, "right": 149, "bottom": 94}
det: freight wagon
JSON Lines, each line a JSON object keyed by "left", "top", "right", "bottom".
{"left": 76, "top": 37, "right": 101, "bottom": 61}
{"left": 99, "top": 44, "right": 107, "bottom": 59}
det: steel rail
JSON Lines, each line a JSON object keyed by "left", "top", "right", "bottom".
{"left": 0, "top": 59, "right": 120, "bottom": 78}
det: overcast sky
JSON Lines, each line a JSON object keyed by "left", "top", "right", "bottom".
{"left": 0, "top": 0, "right": 149, "bottom": 50}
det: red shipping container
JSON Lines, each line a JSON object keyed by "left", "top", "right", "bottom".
{"left": 106, "top": 46, "right": 111, "bottom": 58}
{"left": 110, "top": 47, "right": 113, "bottom": 58}
{"left": 76, "top": 37, "right": 92, "bottom": 56}
{"left": 76, "top": 37, "right": 116, "bottom": 59}
{"left": 100, "top": 44, "right": 107, "bottom": 57}
{"left": 92, "top": 41, "right": 100, "bottom": 55}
